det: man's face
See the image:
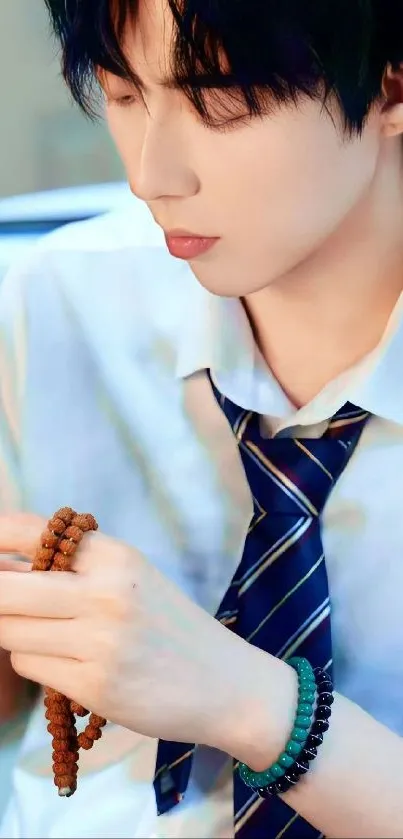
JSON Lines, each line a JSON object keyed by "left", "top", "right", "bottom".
{"left": 104, "top": 0, "right": 384, "bottom": 297}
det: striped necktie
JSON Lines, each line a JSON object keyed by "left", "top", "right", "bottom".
{"left": 154, "top": 378, "right": 370, "bottom": 838}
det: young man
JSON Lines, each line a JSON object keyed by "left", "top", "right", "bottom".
{"left": 0, "top": 0, "right": 403, "bottom": 835}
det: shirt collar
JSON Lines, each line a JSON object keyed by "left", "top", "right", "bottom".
{"left": 175, "top": 280, "right": 403, "bottom": 427}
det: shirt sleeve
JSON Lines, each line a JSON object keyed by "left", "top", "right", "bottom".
{"left": 0, "top": 254, "right": 32, "bottom": 827}
{"left": 0, "top": 255, "right": 28, "bottom": 513}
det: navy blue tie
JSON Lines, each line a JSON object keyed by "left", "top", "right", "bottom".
{"left": 154, "top": 377, "right": 370, "bottom": 837}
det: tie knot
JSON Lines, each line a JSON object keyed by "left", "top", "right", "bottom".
{"left": 213, "top": 387, "right": 370, "bottom": 517}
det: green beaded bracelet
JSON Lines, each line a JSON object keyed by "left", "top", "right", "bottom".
{"left": 238, "top": 657, "right": 316, "bottom": 789}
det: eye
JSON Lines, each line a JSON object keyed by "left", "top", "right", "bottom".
{"left": 112, "top": 94, "right": 138, "bottom": 108}
{"left": 179, "top": 81, "right": 255, "bottom": 132}
{"left": 104, "top": 85, "right": 141, "bottom": 109}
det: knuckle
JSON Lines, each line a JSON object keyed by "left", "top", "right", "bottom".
{"left": 85, "top": 582, "right": 131, "bottom": 621}
{"left": 91, "top": 622, "right": 119, "bottom": 662}
{"left": 84, "top": 660, "right": 111, "bottom": 709}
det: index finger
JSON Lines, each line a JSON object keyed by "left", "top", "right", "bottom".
{"left": 0, "top": 570, "right": 79, "bottom": 617}
{"left": 0, "top": 514, "right": 79, "bottom": 617}
{"left": 0, "top": 513, "right": 46, "bottom": 559}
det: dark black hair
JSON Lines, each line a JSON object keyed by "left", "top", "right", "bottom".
{"left": 44, "top": 0, "right": 403, "bottom": 133}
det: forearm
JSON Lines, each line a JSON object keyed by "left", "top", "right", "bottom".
{"left": 284, "top": 690, "right": 403, "bottom": 838}
{"left": 225, "top": 647, "right": 403, "bottom": 839}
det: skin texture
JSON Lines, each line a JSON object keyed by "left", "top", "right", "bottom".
{"left": 0, "top": 515, "right": 294, "bottom": 754}
{"left": 104, "top": 0, "right": 403, "bottom": 405}
{"left": 0, "top": 515, "right": 403, "bottom": 838}
{"left": 105, "top": 0, "right": 384, "bottom": 299}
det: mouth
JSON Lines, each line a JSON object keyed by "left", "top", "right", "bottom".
{"left": 163, "top": 229, "right": 220, "bottom": 260}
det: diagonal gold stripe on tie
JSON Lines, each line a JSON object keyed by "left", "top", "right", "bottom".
{"left": 235, "top": 786, "right": 303, "bottom": 838}
{"left": 239, "top": 517, "right": 312, "bottom": 595}
{"left": 245, "top": 441, "right": 319, "bottom": 516}
{"left": 154, "top": 748, "right": 195, "bottom": 781}
{"left": 327, "top": 411, "right": 369, "bottom": 430}
{"left": 274, "top": 812, "right": 300, "bottom": 838}
{"left": 167, "top": 748, "right": 195, "bottom": 772}
{"left": 282, "top": 604, "right": 331, "bottom": 660}
{"left": 293, "top": 439, "right": 334, "bottom": 481}
{"left": 235, "top": 793, "right": 264, "bottom": 833}
{"left": 234, "top": 410, "right": 254, "bottom": 442}
{"left": 220, "top": 614, "right": 237, "bottom": 626}
{"left": 246, "top": 554, "right": 325, "bottom": 643}
{"left": 248, "top": 497, "right": 267, "bottom": 534}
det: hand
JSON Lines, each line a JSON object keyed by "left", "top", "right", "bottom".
{"left": 0, "top": 513, "right": 293, "bottom": 762}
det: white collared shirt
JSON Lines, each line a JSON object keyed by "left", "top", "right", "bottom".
{"left": 1, "top": 204, "right": 403, "bottom": 838}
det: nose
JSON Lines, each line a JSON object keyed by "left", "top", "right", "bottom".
{"left": 128, "top": 113, "right": 200, "bottom": 203}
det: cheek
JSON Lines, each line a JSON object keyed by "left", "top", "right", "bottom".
{"left": 189, "top": 123, "right": 379, "bottom": 296}
{"left": 209, "top": 122, "right": 378, "bottom": 248}
{"left": 278, "top": 136, "right": 378, "bottom": 253}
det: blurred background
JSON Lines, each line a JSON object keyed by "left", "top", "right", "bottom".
{"left": 0, "top": 2, "right": 133, "bottom": 818}
{"left": 0, "top": 1, "right": 135, "bottom": 283}
{"left": 0, "top": 0, "right": 124, "bottom": 198}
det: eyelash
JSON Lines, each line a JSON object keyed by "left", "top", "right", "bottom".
{"left": 114, "top": 94, "right": 138, "bottom": 108}
{"left": 109, "top": 90, "right": 251, "bottom": 132}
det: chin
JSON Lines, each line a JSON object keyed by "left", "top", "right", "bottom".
{"left": 188, "top": 260, "right": 277, "bottom": 298}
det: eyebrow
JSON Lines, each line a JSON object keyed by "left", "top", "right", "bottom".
{"left": 101, "top": 66, "right": 234, "bottom": 94}
{"left": 116, "top": 68, "right": 180, "bottom": 93}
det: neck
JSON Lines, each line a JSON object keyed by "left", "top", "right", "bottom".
{"left": 244, "top": 142, "right": 403, "bottom": 408}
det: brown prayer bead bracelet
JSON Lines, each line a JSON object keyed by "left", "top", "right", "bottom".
{"left": 32, "top": 507, "right": 107, "bottom": 797}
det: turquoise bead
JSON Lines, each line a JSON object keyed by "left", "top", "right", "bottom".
{"left": 291, "top": 727, "right": 307, "bottom": 742}
{"left": 286, "top": 740, "right": 302, "bottom": 757}
{"left": 295, "top": 714, "right": 311, "bottom": 729}
{"left": 270, "top": 763, "right": 285, "bottom": 779}
{"left": 239, "top": 764, "right": 274, "bottom": 788}
{"left": 288, "top": 656, "right": 311, "bottom": 671}
{"left": 247, "top": 772, "right": 268, "bottom": 787}
{"left": 299, "top": 689, "right": 315, "bottom": 703}
{"left": 238, "top": 764, "right": 251, "bottom": 784}
{"left": 287, "top": 656, "right": 301, "bottom": 667}
{"left": 237, "top": 657, "right": 316, "bottom": 793}
{"left": 298, "top": 661, "right": 313, "bottom": 675}
{"left": 297, "top": 703, "right": 313, "bottom": 715}
{"left": 299, "top": 676, "right": 316, "bottom": 690}
{"left": 300, "top": 664, "right": 314, "bottom": 675}
{"left": 279, "top": 752, "right": 294, "bottom": 769}
{"left": 251, "top": 771, "right": 269, "bottom": 786}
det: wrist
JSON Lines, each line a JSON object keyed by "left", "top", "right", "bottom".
{"left": 217, "top": 645, "right": 298, "bottom": 772}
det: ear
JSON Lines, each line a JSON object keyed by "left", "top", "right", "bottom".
{"left": 381, "top": 63, "right": 403, "bottom": 137}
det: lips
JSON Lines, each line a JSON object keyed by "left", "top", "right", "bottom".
{"left": 164, "top": 230, "right": 220, "bottom": 260}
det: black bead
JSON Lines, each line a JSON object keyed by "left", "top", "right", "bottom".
{"left": 313, "top": 667, "right": 328, "bottom": 678}
{"left": 316, "top": 679, "right": 332, "bottom": 692}
{"left": 316, "top": 704, "right": 332, "bottom": 720}
{"left": 274, "top": 777, "right": 292, "bottom": 794}
{"left": 311, "top": 719, "right": 329, "bottom": 734}
{"left": 284, "top": 771, "right": 300, "bottom": 785}
{"left": 318, "top": 691, "right": 334, "bottom": 705}
{"left": 300, "top": 745, "right": 317, "bottom": 761}
{"left": 306, "top": 732, "right": 323, "bottom": 748}
{"left": 257, "top": 785, "right": 275, "bottom": 799}
{"left": 294, "top": 759, "right": 310, "bottom": 775}
{"left": 314, "top": 668, "right": 330, "bottom": 680}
